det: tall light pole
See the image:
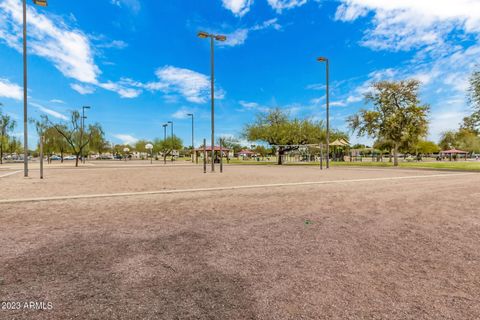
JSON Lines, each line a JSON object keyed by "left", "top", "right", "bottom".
{"left": 23, "top": 0, "right": 48, "bottom": 177}
{"left": 187, "top": 113, "right": 194, "bottom": 163}
{"left": 168, "top": 121, "right": 174, "bottom": 162}
{"left": 317, "top": 57, "right": 330, "bottom": 169}
{"left": 81, "top": 106, "right": 90, "bottom": 164}
{"left": 162, "top": 123, "right": 168, "bottom": 164}
{"left": 198, "top": 31, "right": 226, "bottom": 172}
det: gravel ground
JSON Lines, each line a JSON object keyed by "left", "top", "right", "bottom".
{"left": 0, "top": 164, "right": 479, "bottom": 319}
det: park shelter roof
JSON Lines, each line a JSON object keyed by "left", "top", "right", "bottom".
{"left": 440, "top": 149, "right": 468, "bottom": 154}
{"left": 238, "top": 149, "right": 255, "bottom": 155}
{"left": 195, "top": 146, "right": 230, "bottom": 152}
{"left": 330, "top": 138, "right": 350, "bottom": 147}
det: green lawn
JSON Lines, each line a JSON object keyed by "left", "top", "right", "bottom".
{"left": 227, "top": 158, "right": 480, "bottom": 171}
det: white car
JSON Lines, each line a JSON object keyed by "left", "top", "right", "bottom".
{"left": 64, "top": 155, "right": 77, "bottom": 160}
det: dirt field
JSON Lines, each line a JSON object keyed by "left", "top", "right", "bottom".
{"left": 1, "top": 162, "right": 479, "bottom": 319}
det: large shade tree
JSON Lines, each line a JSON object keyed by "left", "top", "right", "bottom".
{"left": 461, "top": 70, "right": 480, "bottom": 133}
{"left": 244, "top": 108, "right": 344, "bottom": 165}
{"left": 45, "top": 111, "right": 105, "bottom": 167}
{"left": 348, "top": 80, "right": 429, "bottom": 166}
{"left": 154, "top": 136, "right": 183, "bottom": 163}
{"left": 0, "top": 105, "right": 17, "bottom": 164}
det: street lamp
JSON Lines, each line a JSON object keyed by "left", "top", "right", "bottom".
{"left": 162, "top": 123, "right": 168, "bottom": 164}
{"left": 187, "top": 113, "right": 194, "bottom": 163}
{"left": 81, "top": 106, "right": 91, "bottom": 164}
{"left": 317, "top": 56, "right": 330, "bottom": 169}
{"left": 23, "top": 0, "right": 48, "bottom": 177}
{"left": 197, "top": 31, "right": 227, "bottom": 172}
{"left": 168, "top": 121, "right": 174, "bottom": 162}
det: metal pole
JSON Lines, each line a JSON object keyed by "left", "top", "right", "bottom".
{"left": 220, "top": 138, "right": 223, "bottom": 173}
{"left": 171, "top": 122, "right": 174, "bottom": 162}
{"left": 210, "top": 36, "right": 215, "bottom": 172}
{"left": 191, "top": 114, "right": 194, "bottom": 163}
{"left": 326, "top": 59, "right": 330, "bottom": 169}
{"left": 163, "top": 124, "right": 167, "bottom": 164}
{"left": 203, "top": 138, "right": 207, "bottom": 174}
{"left": 40, "top": 135, "right": 44, "bottom": 179}
{"left": 23, "top": 0, "right": 28, "bottom": 177}
{"left": 80, "top": 108, "right": 84, "bottom": 165}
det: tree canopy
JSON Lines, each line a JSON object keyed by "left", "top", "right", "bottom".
{"left": 348, "top": 80, "right": 429, "bottom": 166}
{"left": 244, "top": 108, "right": 346, "bottom": 164}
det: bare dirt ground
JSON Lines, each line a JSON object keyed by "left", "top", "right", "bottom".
{"left": 1, "top": 162, "right": 479, "bottom": 319}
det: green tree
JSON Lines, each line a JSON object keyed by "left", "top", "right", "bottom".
{"left": 415, "top": 140, "right": 440, "bottom": 155}
{"left": 7, "top": 137, "right": 22, "bottom": 157}
{"left": 0, "top": 106, "right": 16, "bottom": 164}
{"left": 244, "top": 108, "right": 340, "bottom": 165}
{"left": 461, "top": 70, "right": 480, "bottom": 133}
{"left": 218, "top": 136, "right": 243, "bottom": 154}
{"left": 348, "top": 80, "right": 430, "bottom": 166}
{"left": 154, "top": 136, "right": 183, "bottom": 162}
{"left": 134, "top": 139, "right": 149, "bottom": 155}
{"left": 46, "top": 111, "right": 94, "bottom": 167}
{"left": 88, "top": 123, "right": 108, "bottom": 157}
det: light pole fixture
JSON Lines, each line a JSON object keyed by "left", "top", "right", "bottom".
{"left": 23, "top": 0, "right": 48, "bottom": 177}
{"left": 81, "top": 106, "right": 91, "bottom": 164}
{"left": 317, "top": 56, "right": 330, "bottom": 169}
{"left": 168, "top": 121, "right": 174, "bottom": 162}
{"left": 162, "top": 123, "right": 168, "bottom": 164}
{"left": 187, "top": 113, "right": 194, "bottom": 163}
{"left": 197, "top": 31, "right": 226, "bottom": 172}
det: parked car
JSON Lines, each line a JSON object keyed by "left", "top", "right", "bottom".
{"left": 64, "top": 155, "right": 76, "bottom": 160}
{"left": 50, "top": 155, "right": 61, "bottom": 161}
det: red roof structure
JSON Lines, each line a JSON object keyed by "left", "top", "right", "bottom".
{"left": 195, "top": 146, "right": 230, "bottom": 152}
{"left": 440, "top": 149, "right": 469, "bottom": 154}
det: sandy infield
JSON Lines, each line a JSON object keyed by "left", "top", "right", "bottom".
{"left": 0, "top": 163, "right": 479, "bottom": 319}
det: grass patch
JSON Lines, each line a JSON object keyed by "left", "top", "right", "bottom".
{"left": 227, "top": 158, "right": 480, "bottom": 171}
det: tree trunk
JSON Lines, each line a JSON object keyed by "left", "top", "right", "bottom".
{"left": 75, "top": 154, "right": 80, "bottom": 167}
{"left": 393, "top": 143, "right": 399, "bottom": 167}
{"left": 61, "top": 151, "right": 64, "bottom": 163}
{"left": 277, "top": 148, "right": 284, "bottom": 165}
{"left": 0, "top": 146, "right": 2, "bottom": 164}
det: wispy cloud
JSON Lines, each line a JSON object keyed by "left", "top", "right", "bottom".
{"left": 220, "top": 18, "right": 282, "bottom": 47}
{"left": 110, "top": 0, "right": 141, "bottom": 14}
{"left": 171, "top": 107, "right": 194, "bottom": 119}
{"left": 0, "top": 78, "right": 22, "bottom": 100}
{"left": 30, "top": 102, "right": 68, "bottom": 120}
{"left": 70, "top": 83, "right": 96, "bottom": 95}
{"left": 113, "top": 134, "right": 139, "bottom": 145}
{"left": 49, "top": 99, "right": 65, "bottom": 104}
{"left": 267, "top": 0, "right": 308, "bottom": 13}
{"left": 221, "top": 0, "right": 253, "bottom": 17}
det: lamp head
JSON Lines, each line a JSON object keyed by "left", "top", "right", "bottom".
{"left": 197, "top": 31, "right": 210, "bottom": 39}
{"left": 317, "top": 57, "right": 328, "bottom": 62}
{"left": 187, "top": 113, "right": 193, "bottom": 116}
{"left": 33, "top": 0, "right": 48, "bottom": 7}
{"left": 168, "top": 121, "right": 173, "bottom": 124}
{"left": 215, "top": 35, "right": 227, "bottom": 42}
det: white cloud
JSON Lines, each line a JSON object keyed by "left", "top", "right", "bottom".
{"left": 113, "top": 134, "right": 138, "bottom": 145}
{"left": 335, "top": 0, "right": 480, "bottom": 52}
{"left": 152, "top": 66, "right": 222, "bottom": 104}
{"left": 98, "top": 81, "right": 142, "bottom": 99}
{"left": 70, "top": 83, "right": 95, "bottom": 95}
{"left": 0, "top": 0, "right": 100, "bottom": 84}
{"left": 171, "top": 107, "right": 194, "bottom": 119}
{"left": 30, "top": 102, "right": 68, "bottom": 120}
{"left": 221, "top": 0, "right": 253, "bottom": 17}
{"left": 220, "top": 18, "right": 281, "bottom": 47}
{"left": 267, "top": 0, "right": 308, "bottom": 13}
{"left": 110, "top": 0, "right": 141, "bottom": 14}
{"left": 0, "top": 78, "right": 22, "bottom": 100}
{"left": 49, "top": 99, "right": 65, "bottom": 104}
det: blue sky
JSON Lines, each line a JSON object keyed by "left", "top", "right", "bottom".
{"left": 0, "top": 0, "right": 479, "bottom": 147}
